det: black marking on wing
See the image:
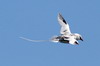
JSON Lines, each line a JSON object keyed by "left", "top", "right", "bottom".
{"left": 59, "top": 13, "right": 67, "bottom": 24}
{"left": 63, "top": 30, "right": 67, "bottom": 32}
{"left": 57, "top": 36, "right": 69, "bottom": 43}
{"left": 59, "top": 39, "right": 69, "bottom": 43}
{"left": 56, "top": 36, "right": 63, "bottom": 39}
{"left": 63, "top": 19, "right": 67, "bottom": 24}
{"left": 64, "top": 37, "right": 69, "bottom": 39}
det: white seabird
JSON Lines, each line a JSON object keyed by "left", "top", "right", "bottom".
{"left": 51, "top": 13, "right": 83, "bottom": 45}
{"left": 58, "top": 13, "right": 83, "bottom": 41}
{"left": 20, "top": 13, "right": 83, "bottom": 45}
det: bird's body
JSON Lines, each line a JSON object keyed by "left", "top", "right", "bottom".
{"left": 51, "top": 35, "right": 79, "bottom": 45}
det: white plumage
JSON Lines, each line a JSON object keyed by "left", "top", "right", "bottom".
{"left": 58, "top": 13, "right": 71, "bottom": 35}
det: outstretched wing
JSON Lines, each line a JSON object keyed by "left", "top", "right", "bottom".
{"left": 58, "top": 13, "right": 71, "bottom": 35}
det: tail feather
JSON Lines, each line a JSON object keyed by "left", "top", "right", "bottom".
{"left": 19, "top": 37, "right": 50, "bottom": 42}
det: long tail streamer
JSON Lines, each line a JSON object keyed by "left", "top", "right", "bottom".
{"left": 20, "top": 37, "right": 51, "bottom": 42}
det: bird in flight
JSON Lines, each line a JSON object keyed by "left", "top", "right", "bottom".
{"left": 51, "top": 13, "right": 83, "bottom": 45}
{"left": 20, "top": 13, "right": 83, "bottom": 45}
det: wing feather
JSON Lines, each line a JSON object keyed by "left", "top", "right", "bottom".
{"left": 58, "top": 13, "right": 71, "bottom": 35}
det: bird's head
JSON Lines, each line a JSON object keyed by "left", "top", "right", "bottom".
{"left": 74, "top": 33, "right": 83, "bottom": 41}
{"left": 69, "top": 40, "right": 79, "bottom": 45}
{"left": 69, "top": 37, "right": 79, "bottom": 45}
{"left": 74, "top": 41, "right": 79, "bottom": 45}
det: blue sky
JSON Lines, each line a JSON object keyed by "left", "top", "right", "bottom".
{"left": 0, "top": 0, "right": 100, "bottom": 66}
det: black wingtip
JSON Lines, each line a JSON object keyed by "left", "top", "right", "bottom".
{"left": 58, "top": 13, "right": 67, "bottom": 24}
{"left": 58, "top": 13, "right": 62, "bottom": 17}
{"left": 58, "top": 13, "right": 61, "bottom": 16}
